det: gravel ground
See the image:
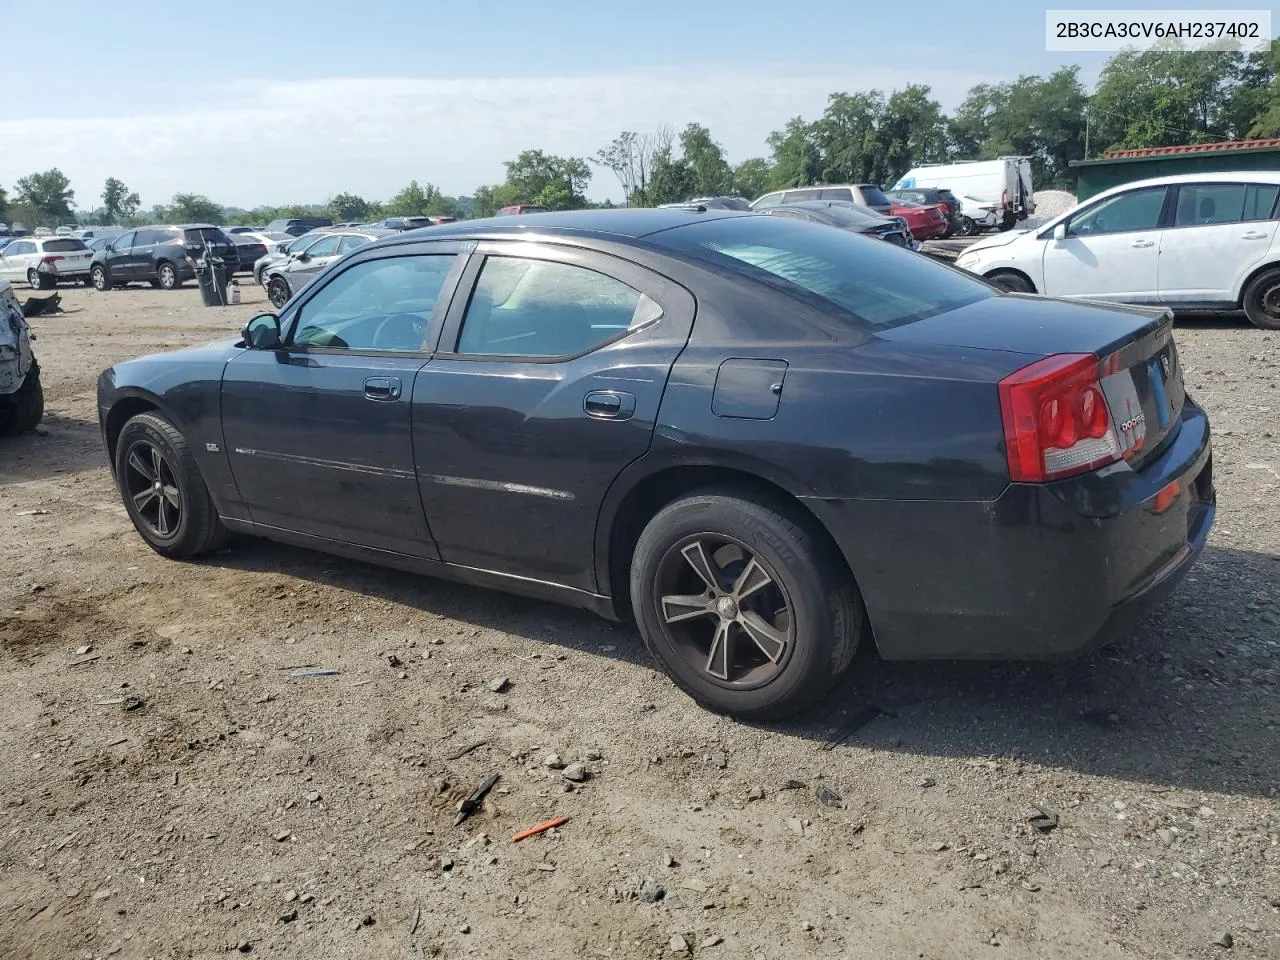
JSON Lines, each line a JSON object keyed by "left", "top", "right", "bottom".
{"left": 0, "top": 284, "right": 1277, "bottom": 960}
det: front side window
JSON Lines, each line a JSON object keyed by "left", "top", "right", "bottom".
{"left": 659, "top": 215, "right": 992, "bottom": 330}
{"left": 1068, "top": 187, "right": 1167, "bottom": 236}
{"left": 1174, "top": 183, "right": 1247, "bottom": 227}
{"left": 751, "top": 192, "right": 784, "bottom": 210}
{"left": 302, "top": 235, "right": 341, "bottom": 258}
{"left": 455, "top": 257, "right": 661, "bottom": 358}
{"left": 112, "top": 232, "right": 137, "bottom": 250}
{"left": 290, "top": 254, "right": 458, "bottom": 352}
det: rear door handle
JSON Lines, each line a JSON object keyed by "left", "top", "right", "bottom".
{"left": 584, "top": 390, "right": 635, "bottom": 420}
{"left": 1131, "top": 239, "right": 1155, "bottom": 248}
{"left": 363, "top": 376, "right": 402, "bottom": 401}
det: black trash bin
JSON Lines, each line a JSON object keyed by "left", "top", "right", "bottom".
{"left": 195, "top": 257, "right": 230, "bottom": 306}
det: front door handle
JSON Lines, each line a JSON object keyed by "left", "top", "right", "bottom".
{"left": 584, "top": 390, "right": 635, "bottom": 420}
{"left": 1130, "top": 239, "right": 1155, "bottom": 248}
{"left": 363, "top": 376, "right": 402, "bottom": 401}
{"left": 1241, "top": 231, "right": 1269, "bottom": 240}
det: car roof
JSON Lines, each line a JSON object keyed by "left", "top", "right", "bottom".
{"left": 393, "top": 208, "right": 746, "bottom": 243}
{"left": 1092, "top": 171, "right": 1280, "bottom": 197}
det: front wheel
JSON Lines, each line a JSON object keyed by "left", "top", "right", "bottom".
{"left": 91, "top": 265, "right": 112, "bottom": 291}
{"left": 630, "top": 490, "right": 861, "bottom": 720}
{"left": 1242, "top": 267, "right": 1280, "bottom": 330}
{"left": 267, "top": 276, "right": 291, "bottom": 309}
{"left": 27, "top": 269, "right": 51, "bottom": 291}
{"left": 987, "top": 270, "right": 1035, "bottom": 294}
{"left": 114, "top": 412, "right": 229, "bottom": 558}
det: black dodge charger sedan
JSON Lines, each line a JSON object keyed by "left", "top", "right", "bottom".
{"left": 97, "top": 210, "right": 1214, "bottom": 719}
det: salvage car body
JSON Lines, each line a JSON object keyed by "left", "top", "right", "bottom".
{"left": 99, "top": 211, "right": 1214, "bottom": 667}
{"left": 0, "top": 280, "right": 33, "bottom": 395}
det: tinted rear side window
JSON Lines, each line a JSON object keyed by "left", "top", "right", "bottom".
{"left": 658, "top": 216, "right": 993, "bottom": 330}
{"left": 44, "top": 238, "right": 87, "bottom": 252}
{"left": 1244, "top": 184, "right": 1280, "bottom": 221}
{"left": 858, "top": 186, "right": 891, "bottom": 207}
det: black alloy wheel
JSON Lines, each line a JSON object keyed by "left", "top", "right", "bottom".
{"left": 656, "top": 536, "right": 794, "bottom": 687}
{"left": 122, "top": 438, "right": 183, "bottom": 541}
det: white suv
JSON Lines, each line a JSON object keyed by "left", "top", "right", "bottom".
{"left": 0, "top": 235, "right": 95, "bottom": 289}
{"left": 955, "top": 172, "right": 1280, "bottom": 329}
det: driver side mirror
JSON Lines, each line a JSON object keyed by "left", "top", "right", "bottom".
{"left": 295, "top": 251, "right": 311, "bottom": 262}
{"left": 241, "top": 313, "right": 281, "bottom": 349}
{"left": 1052, "top": 223, "right": 1067, "bottom": 242}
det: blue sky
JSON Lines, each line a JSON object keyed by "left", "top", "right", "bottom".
{"left": 0, "top": 0, "right": 1221, "bottom": 209}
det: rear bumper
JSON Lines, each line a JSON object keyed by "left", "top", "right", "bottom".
{"left": 803, "top": 398, "right": 1215, "bottom": 660}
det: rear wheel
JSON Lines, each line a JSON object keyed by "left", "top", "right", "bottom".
{"left": 630, "top": 489, "right": 860, "bottom": 720}
{"left": 0, "top": 365, "right": 43, "bottom": 435}
{"left": 156, "top": 261, "right": 179, "bottom": 290}
{"left": 27, "top": 269, "right": 50, "bottom": 291}
{"left": 999, "top": 211, "right": 1017, "bottom": 231}
{"left": 955, "top": 216, "right": 976, "bottom": 237}
{"left": 91, "top": 265, "right": 112, "bottom": 291}
{"left": 1241, "top": 267, "right": 1280, "bottom": 330}
{"left": 114, "top": 412, "right": 229, "bottom": 558}
{"left": 987, "top": 270, "right": 1035, "bottom": 294}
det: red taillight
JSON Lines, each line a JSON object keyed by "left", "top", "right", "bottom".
{"left": 41, "top": 255, "right": 65, "bottom": 264}
{"left": 998, "top": 354, "right": 1122, "bottom": 483}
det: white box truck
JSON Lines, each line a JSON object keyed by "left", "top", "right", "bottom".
{"left": 892, "top": 157, "right": 1034, "bottom": 233}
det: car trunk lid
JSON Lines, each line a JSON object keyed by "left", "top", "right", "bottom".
{"left": 881, "top": 294, "right": 1185, "bottom": 470}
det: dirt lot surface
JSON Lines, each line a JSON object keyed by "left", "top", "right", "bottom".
{"left": 1, "top": 284, "right": 1277, "bottom": 960}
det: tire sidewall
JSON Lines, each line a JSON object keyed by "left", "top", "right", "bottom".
{"left": 269, "top": 276, "right": 290, "bottom": 308}
{"left": 989, "top": 271, "right": 1033, "bottom": 294}
{"left": 92, "top": 266, "right": 109, "bottom": 291}
{"left": 630, "top": 494, "right": 835, "bottom": 718}
{"left": 115, "top": 416, "right": 196, "bottom": 553}
{"left": 1244, "top": 269, "right": 1280, "bottom": 330}
{"left": 158, "top": 262, "right": 177, "bottom": 289}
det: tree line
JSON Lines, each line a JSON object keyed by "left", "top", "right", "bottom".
{"left": 2, "top": 43, "right": 1278, "bottom": 229}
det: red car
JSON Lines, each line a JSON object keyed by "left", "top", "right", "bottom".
{"left": 888, "top": 200, "right": 949, "bottom": 240}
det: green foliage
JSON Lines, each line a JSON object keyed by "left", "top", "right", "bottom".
{"left": 14, "top": 168, "right": 76, "bottom": 226}
{"left": 678, "top": 124, "right": 733, "bottom": 197}
{"left": 0, "top": 185, "right": 7, "bottom": 223}
{"left": 329, "top": 192, "right": 373, "bottom": 222}
{"left": 504, "top": 150, "right": 591, "bottom": 209}
{"left": 383, "top": 180, "right": 458, "bottom": 218}
{"left": 166, "top": 193, "right": 224, "bottom": 224}
{"left": 765, "top": 117, "right": 821, "bottom": 189}
{"left": 595, "top": 130, "right": 656, "bottom": 206}
{"left": 101, "top": 177, "right": 140, "bottom": 225}
{"left": 1091, "top": 45, "right": 1271, "bottom": 152}
{"left": 731, "top": 158, "right": 771, "bottom": 200}
{"left": 949, "top": 68, "right": 1087, "bottom": 189}
{"left": 646, "top": 147, "right": 696, "bottom": 205}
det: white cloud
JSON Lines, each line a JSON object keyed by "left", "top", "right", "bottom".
{"left": 0, "top": 65, "right": 1003, "bottom": 209}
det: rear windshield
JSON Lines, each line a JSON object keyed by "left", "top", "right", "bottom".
{"left": 658, "top": 216, "right": 992, "bottom": 329}
{"left": 184, "top": 228, "right": 231, "bottom": 246}
{"left": 858, "top": 186, "right": 892, "bottom": 207}
{"left": 44, "top": 238, "right": 88, "bottom": 251}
